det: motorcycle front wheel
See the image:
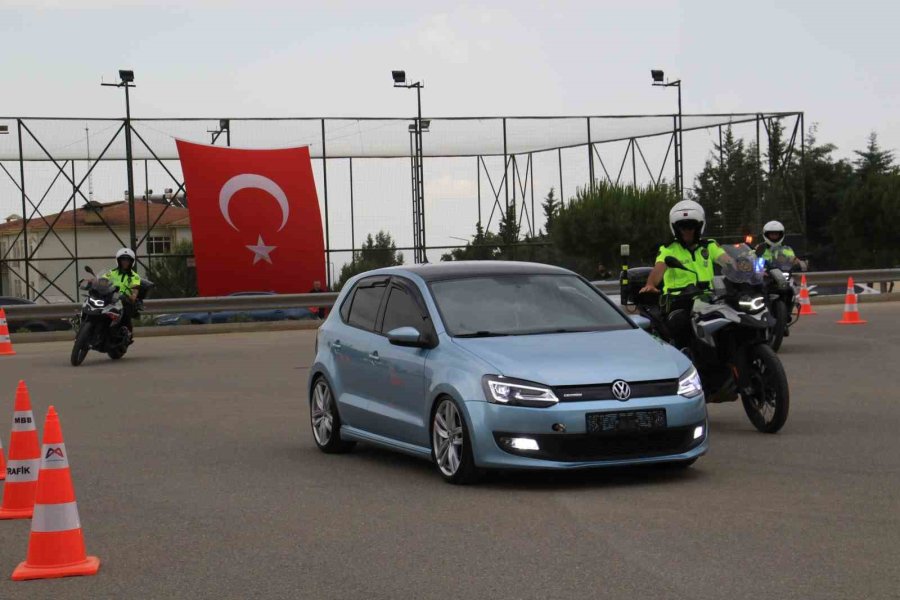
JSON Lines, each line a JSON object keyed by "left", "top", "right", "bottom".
{"left": 70, "top": 321, "right": 93, "bottom": 366}
{"left": 741, "top": 344, "right": 790, "bottom": 433}
{"left": 767, "top": 300, "right": 788, "bottom": 352}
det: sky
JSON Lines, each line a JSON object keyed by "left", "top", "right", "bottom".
{"left": 1, "top": 0, "right": 898, "bottom": 268}
{"left": 2, "top": 0, "right": 897, "bottom": 154}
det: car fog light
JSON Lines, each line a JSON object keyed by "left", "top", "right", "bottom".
{"left": 502, "top": 437, "right": 539, "bottom": 451}
{"left": 693, "top": 425, "right": 704, "bottom": 440}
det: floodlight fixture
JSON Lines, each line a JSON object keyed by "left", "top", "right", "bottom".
{"left": 119, "top": 70, "right": 135, "bottom": 84}
{"left": 420, "top": 119, "right": 431, "bottom": 132}
{"left": 0, "top": 125, "right": 8, "bottom": 135}
{"left": 392, "top": 70, "right": 407, "bottom": 85}
{"left": 219, "top": 119, "right": 230, "bottom": 130}
{"left": 408, "top": 124, "right": 416, "bottom": 132}
{"left": 651, "top": 69, "right": 665, "bottom": 83}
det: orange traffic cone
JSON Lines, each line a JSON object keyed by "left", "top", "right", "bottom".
{"left": 0, "top": 381, "right": 40, "bottom": 519}
{"left": 12, "top": 406, "right": 100, "bottom": 581}
{"left": 837, "top": 277, "right": 867, "bottom": 325}
{"left": 0, "top": 434, "right": 6, "bottom": 482}
{"left": 798, "top": 274, "right": 816, "bottom": 316}
{"left": 0, "top": 307, "right": 16, "bottom": 355}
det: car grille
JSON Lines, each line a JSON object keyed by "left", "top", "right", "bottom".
{"left": 494, "top": 426, "right": 701, "bottom": 462}
{"left": 554, "top": 379, "right": 678, "bottom": 402}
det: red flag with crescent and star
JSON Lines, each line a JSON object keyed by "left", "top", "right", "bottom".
{"left": 175, "top": 140, "right": 326, "bottom": 296}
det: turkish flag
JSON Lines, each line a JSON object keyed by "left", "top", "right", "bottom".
{"left": 175, "top": 140, "right": 326, "bottom": 296}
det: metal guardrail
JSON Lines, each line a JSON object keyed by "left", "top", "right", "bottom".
{"left": 4, "top": 292, "right": 340, "bottom": 320}
{"left": 4, "top": 269, "right": 898, "bottom": 321}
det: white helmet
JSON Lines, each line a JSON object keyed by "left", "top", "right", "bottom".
{"left": 669, "top": 200, "right": 706, "bottom": 237}
{"left": 115, "top": 247, "right": 136, "bottom": 262}
{"left": 762, "top": 220, "right": 785, "bottom": 247}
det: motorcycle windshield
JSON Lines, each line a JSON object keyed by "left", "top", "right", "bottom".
{"left": 722, "top": 243, "right": 765, "bottom": 285}
{"left": 89, "top": 278, "right": 117, "bottom": 298}
{"left": 769, "top": 248, "right": 794, "bottom": 272}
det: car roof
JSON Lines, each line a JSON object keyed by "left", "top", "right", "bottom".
{"left": 376, "top": 261, "right": 574, "bottom": 282}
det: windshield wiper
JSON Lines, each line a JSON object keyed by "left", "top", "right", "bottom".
{"left": 455, "top": 331, "right": 511, "bottom": 338}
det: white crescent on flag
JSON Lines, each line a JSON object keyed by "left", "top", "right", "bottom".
{"left": 218, "top": 173, "right": 290, "bottom": 232}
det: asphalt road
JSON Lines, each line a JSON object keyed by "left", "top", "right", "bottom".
{"left": 0, "top": 303, "right": 897, "bottom": 599}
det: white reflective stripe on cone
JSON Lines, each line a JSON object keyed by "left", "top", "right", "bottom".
{"left": 40, "top": 443, "right": 70, "bottom": 470}
{"left": 0, "top": 318, "right": 7, "bottom": 325}
{"left": 0, "top": 335, "right": 10, "bottom": 343}
{"left": 11, "top": 411, "right": 36, "bottom": 432}
{"left": 6, "top": 458, "right": 41, "bottom": 482}
{"left": 31, "top": 502, "right": 81, "bottom": 533}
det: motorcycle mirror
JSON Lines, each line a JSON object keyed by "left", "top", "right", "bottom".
{"left": 664, "top": 256, "right": 687, "bottom": 271}
{"left": 84, "top": 266, "right": 95, "bottom": 276}
{"left": 755, "top": 245, "right": 766, "bottom": 258}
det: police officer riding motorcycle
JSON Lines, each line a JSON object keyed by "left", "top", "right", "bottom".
{"left": 637, "top": 201, "right": 790, "bottom": 433}
{"left": 756, "top": 220, "right": 805, "bottom": 352}
{"left": 70, "top": 248, "right": 152, "bottom": 366}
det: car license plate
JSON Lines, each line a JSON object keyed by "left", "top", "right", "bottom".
{"left": 586, "top": 409, "right": 667, "bottom": 434}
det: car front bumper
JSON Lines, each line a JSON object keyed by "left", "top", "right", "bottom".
{"left": 464, "top": 393, "right": 708, "bottom": 470}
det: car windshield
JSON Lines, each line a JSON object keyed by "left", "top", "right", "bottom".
{"left": 429, "top": 274, "right": 631, "bottom": 337}
{"left": 722, "top": 243, "right": 765, "bottom": 285}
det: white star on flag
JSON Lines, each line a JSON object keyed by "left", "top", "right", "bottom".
{"left": 246, "top": 235, "right": 276, "bottom": 265}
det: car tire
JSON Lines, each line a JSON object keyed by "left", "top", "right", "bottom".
{"left": 430, "top": 396, "right": 480, "bottom": 485}
{"left": 309, "top": 376, "right": 355, "bottom": 454}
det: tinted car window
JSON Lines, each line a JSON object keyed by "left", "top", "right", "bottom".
{"left": 381, "top": 286, "right": 425, "bottom": 334}
{"left": 347, "top": 282, "right": 386, "bottom": 331}
{"left": 430, "top": 274, "right": 630, "bottom": 336}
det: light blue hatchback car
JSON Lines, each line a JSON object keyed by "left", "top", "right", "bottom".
{"left": 308, "top": 261, "right": 708, "bottom": 483}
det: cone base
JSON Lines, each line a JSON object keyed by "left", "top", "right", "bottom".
{"left": 0, "top": 348, "right": 15, "bottom": 356}
{"left": 12, "top": 556, "right": 100, "bottom": 581}
{"left": 799, "top": 310, "right": 817, "bottom": 316}
{"left": 0, "top": 507, "right": 34, "bottom": 520}
{"left": 837, "top": 319, "right": 867, "bottom": 325}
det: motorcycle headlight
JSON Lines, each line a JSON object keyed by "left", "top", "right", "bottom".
{"left": 481, "top": 376, "right": 558, "bottom": 408}
{"left": 738, "top": 295, "right": 766, "bottom": 313}
{"left": 677, "top": 366, "right": 703, "bottom": 398}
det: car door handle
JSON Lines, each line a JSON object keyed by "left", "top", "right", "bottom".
{"left": 368, "top": 351, "right": 380, "bottom": 362}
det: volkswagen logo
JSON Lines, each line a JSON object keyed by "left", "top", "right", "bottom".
{"left": 611, "top": 380, "right": 632, "bottom": 401}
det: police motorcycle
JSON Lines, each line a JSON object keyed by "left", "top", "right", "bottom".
{"left": 763, "top": 247, "right": 800, "bottom": 352}
{"left": 70, "top": 266, "right": 153, "bottom": 366}
{"left": 637, "top": 243, "right": 790, "bottom": 433}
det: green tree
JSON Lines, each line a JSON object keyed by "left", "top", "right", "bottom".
{"left": 551, "top": 182, "right": 676, "bottom": 269}
{"left": 801, "top": 125, "right": 854, "bottom": 267}
{"left": 691, "top": 126, "right": 759, "bottom": 240}
{"left": 541, "top": 187, "right": 560, "bottom": 235}
{"left": 146, "top": 240, "right": 197, "bottom": 298}
{"left": 336, "top": 231, "right": 404, "bottom": 290}
{"left": 853, "top": 132, "right": 895, "bottom": 179}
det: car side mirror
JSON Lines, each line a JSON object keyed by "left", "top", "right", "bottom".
{"left": 630, "top": 315, "right": 652, "bottom": 331}
{"left": 664, "top": 256, "right": 686, "bottom": 270}
{"left": 387, "top": 326, "right": 428, "bottom": 348}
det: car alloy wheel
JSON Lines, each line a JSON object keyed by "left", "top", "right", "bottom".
{"left": 311, "top": 379, "right": 335, "bottom": 446}
{"left": 432, "top": 398, "right": 464, "bottom": 477}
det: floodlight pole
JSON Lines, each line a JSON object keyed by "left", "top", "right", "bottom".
{"left": 102, "top": 73, "right": 138, "bottom": 251}
{"left": 653, "top": 77, "right": 683, "bottom": 199}
{"left": 395, "top": 76, "right": 427, "bottom": 263}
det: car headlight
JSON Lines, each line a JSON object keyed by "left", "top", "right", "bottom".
{"left": 481, "top": 376, "right": 558, "bottom": 408}
{"left": 677, "top": 366, "right": 703, "bottom": 398}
